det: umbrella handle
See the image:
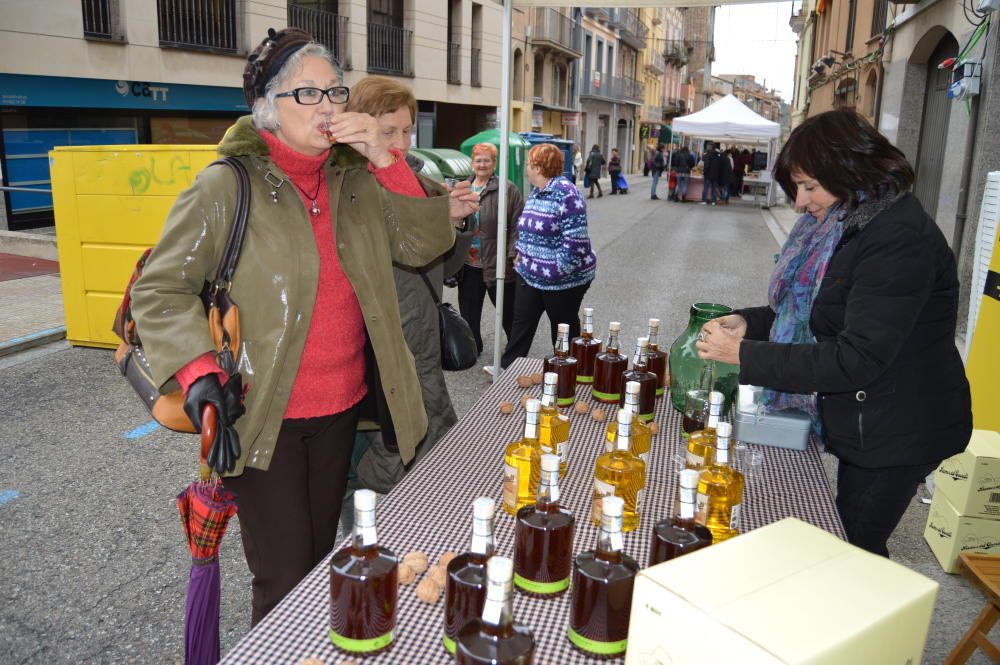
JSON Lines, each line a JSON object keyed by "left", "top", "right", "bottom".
{"left": 200, "top": 403, "right": 218, "bottom": 464}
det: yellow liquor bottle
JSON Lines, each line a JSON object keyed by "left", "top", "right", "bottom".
{"left": 592, "top": 408, "right": 646, "bottom": 532}
{"left": 696, "top": 422, "right": 745, "bottom": 543}
{"left": 539, "top": 372, "right": 571, "bottom": 478}
{"left": 605, "top": 380, "right": 652, "bottom": 464}
{"left": 685, "top": 390, "right": 723, "bottom": 471}
{"left": 503, "top": 398, "right": 542, "bottom": 516}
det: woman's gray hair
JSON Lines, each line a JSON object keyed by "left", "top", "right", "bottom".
{"left": 251, "top": 42, "right": 344, "bottom": 132}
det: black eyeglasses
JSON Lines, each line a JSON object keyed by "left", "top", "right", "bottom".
{"left": 275, "top": 86, "right": 350, "bottom": 105}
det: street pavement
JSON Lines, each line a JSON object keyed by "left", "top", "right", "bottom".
{"left": 0, "top": 174, "right": 990, "bottom": 663}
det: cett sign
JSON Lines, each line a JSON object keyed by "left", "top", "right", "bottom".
{"left": 115, "top": 80, "right": 170, "bottom": 102}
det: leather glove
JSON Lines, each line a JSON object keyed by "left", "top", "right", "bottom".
{"left": 184, "top": 374, "right": 246, "bottom": 474}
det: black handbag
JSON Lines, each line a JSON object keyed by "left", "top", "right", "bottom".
{"left": 419, "top": 270, "right": 478, "bottom": 371}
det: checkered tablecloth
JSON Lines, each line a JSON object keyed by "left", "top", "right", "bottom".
{"left": 220, "top": 358, "right": 845, "bottom": 665}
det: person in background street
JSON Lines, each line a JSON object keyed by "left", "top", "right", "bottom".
{"left": 650, "top": 143, "right": 666, "bottom": 200}
{"left": 700, "top": 141, "right": 720, "bottom": 205}
{"left": 585, "top": 144, "right": 605, "bottom": 199}
{"left": 671, "top": 145, "right": 693, "bottom": 202}
{"left": 572, "top": 145, "right": 583, "bottom": 185}
{"left": 343, "top": 75, "right": 473, "bottom": 507}
{"left": 496, "top": 143, "right": 596, "bottom": 370}
{"left": 718, "top": 146, "right": 734, "bottom": 205}
{"left": 608, "top": 147, "right": 623, "bottom": 195}
{"left": 733, "top": 147, "right": 749, "bottom": 197}
{"left": 460, "top": 143, "right": 524, "bottom": 357}
{"left": 130, "top": 28, "right": 478, "bottom": 625}
{"left": 696, "top": 109, "right": 971, "bottom": 558}
{"left": 643, "top": 146, "right": 654, "bottom": 177}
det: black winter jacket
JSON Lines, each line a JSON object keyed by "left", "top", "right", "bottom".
{"left": 738, "top": 193, "right": 971, "bottom": 468}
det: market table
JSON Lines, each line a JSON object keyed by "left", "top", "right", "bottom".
{"left": 220, "top": 358, "right": 845, "bottom": 664}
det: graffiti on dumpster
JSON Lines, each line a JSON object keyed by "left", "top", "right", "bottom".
{"left": 127, "top": 155, "right": 192, "bottom": 194}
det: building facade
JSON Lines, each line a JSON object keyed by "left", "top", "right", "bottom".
{"left": 682, "top": 6, "right": 717, "bottom": 113}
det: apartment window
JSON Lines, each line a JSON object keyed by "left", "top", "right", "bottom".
{"left": 157, "top": 0, "right": 238, "bottom": 53}
{"left": 845, "top": 0, "right": 857, "bottom": 53}
{"left": 553, "top": 63, "right": 565, "bottom": 107}
{"left": 533, "top": 54, "right": 545, "bottom": 100}
{"left": 288, "top": 1, "right": 349, "bottom": 67}
{"left": 82, "top": 0, "right": 122, "bottom": 40}
{"left": 471, "top": 4, "right": 482, "bottom": 87}
{"left": 871, "top": 0, "right": 888, "bottom": 37}
{"left": 513, "top": 48, "right": 524, "bottom": 100}
{"left": 368, "top": 0, "right": 413, "bottom": 76}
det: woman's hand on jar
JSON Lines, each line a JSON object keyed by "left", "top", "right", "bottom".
{"left": 325, "top": 112, "right": 396, "bottom": 168}
{"left": 448, "top": 180, "right": 480, "bottom": 221}
{"left": 695, "top": 323, "right": 742, "bottom": 365}
{"left": 705, "top": 314, "right": 747, "bottom": 340}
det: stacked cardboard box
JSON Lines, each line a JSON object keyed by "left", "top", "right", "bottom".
{"left": 924, "top": 430, "right": 1000, "bottom": 573}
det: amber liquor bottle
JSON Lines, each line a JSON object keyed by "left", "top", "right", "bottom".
{"left": 443, "top": 497, "right": 497, "bottom": 654}
{"left": 568, "top": 496, "right": 639, "bottom": 658}
{"left": 514, "top": 454, "right": 575, "bottom": 597}
{"left": 605, "top": 380, "right": 652, "bottom": 464}
{"left": 685, "top": 390, "right": 723, "bottom": 470}
{"left": 592, "top": 321, "right": 628, "bottom": 404}
{"left": 538, "top": 372, "right": 570, "bottom": 478}
{"left": 503, "top": 398, "right": 542, "bottom": 516}
{"left": 456, "top": 556, "right": 536, "bottom": 665}
{"left": 617, "top": 337, "right": 657, "bottom": 422}
{"left": 571, "top": 307, "right": 602, "bottom": 385}
{"left": 646, "top": 318, "right": 668, "bottom": 398}
{"left": 542, "top": 323, "right": 578, "bottom": 407}
{"left": 648, "top": 469, "right": 713, "bottom": 566}
{"left": 329, "top": 489, "right": 398, "bottom": 654}
{"left": 696, "top": 421, "right": 745, "bottom": 543}
{"left": 592, "top": 408, "right": 646, "bottom": 532}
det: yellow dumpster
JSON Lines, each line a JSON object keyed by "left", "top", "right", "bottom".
{"left": 50, "top": 145, "right": 218, "bottom": 348}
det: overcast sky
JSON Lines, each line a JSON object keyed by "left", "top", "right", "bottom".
{"left": 713, "top": 1, "right": 799, "bottom": 101}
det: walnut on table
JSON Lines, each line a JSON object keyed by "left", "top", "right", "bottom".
{"left": 438, "top": 551, "right": 458, "bottom": 568}
{"left": 516, "top": 375, "right": 533, "bottom": 388}
{"left": 574, "top": 401, "right": 590, "bottom": 415}
{"left": 295, "top": 658, "right": 325, "bottom": 665}
{"left": 591, "top": 407, "right": 607, "bottom": 422}
{"left": 499, "top": 401, "right": 515, "bottom": 414}
{"left": 520, "top": 394, "right": 532, "bottom": 408}
{"left": 416, "top": 576, "right": 442, "bottom": 603}
{"left": 530, "top": 372, "right": 544, "bottom": 385}
{"left": 398, "top": 563, "right": 416, "bottom": 585}
{"left": 427, "top": 564, "right": 447, "bottom": 587}
{"left": 649, "top": 421, "right": 661, "bottom": 435}
{"left": 402, "top": 551, "right": 429, "bottom": 575}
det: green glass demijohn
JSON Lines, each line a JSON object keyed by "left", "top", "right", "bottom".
{"left": 668, "top": 303, "right": 741, "bottom": 414}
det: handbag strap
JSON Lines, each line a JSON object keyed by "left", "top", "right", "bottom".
{"left": 418, "top": 269, "right": 443, "bottom": 306}
{"left": 209, "top": 157, "right": 252, "bottom": 294}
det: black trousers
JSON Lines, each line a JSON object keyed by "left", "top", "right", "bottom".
{"left": 223, "top": 405, "right": 361, "bottom": 625}
{"left": 456, "top": 265, "right": 515, "bottom": 355}
{"left": 835, "top": 458, "right": 938, "bottom": 557}
{"left": 501, "top": 275, "right": 591, "bottom": 369}
{"left": 588, "top": 179, "right": 603, "bottom": 197}
{"left": 610, "top": 171, "right": 621, "bottom": 194}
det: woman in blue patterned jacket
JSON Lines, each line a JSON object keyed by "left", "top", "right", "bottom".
{"left": 497, "top": 143, "right": 597, "bottom": 370}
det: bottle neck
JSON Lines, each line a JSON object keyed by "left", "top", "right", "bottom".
{"left": 632, "top": 346, "right": 648, "bottom": 371}
{"left": 352, "top": 507, "right": 378, "bottom": 553}
{"left": 524, "top": 410, "right": 539, "bottom": 441}
{"left": 596, "top": 512, "right": 624, "bottom": 563}
{"left": 480, "top": 572, "right": 514, "bottom": 631}
{"left": 537, "top": 467, "right": 561, "bottom": 508}
{"left": 714, "top": 438, "right": 731, "bottom": 467}
{"left": 615, "top": 419, "right": 631, "bottom": 452}
{"left": 470, "top": 514, "right": 495, "bottom": 561}
{"left": 647, "top": 326, "right": 660, "bottom": 350}
{"left": 624, "top": 390, "right": 640, "bottom": 416}
{"left": 582, "top": 313, "right": 594, "bottom": 336}
{"left": 541, "top": 382, "right": 557, "bottom": 408}
{"left": 606, "top": 330, "right": 619, "bottom": 354}
{"left": 675, "top": 482, "right": 697, "bottom": 523}
{"left": 555, "top": 332, "right": 569, "bottom": 358}
{"left": 706, "top": 401, "right": 722, "bottom": 429}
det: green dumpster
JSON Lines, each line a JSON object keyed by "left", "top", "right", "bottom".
{"left": 460, "top": 130, "right": 530, "bottom": 196}
{"left": 407, "top": 150, "right": 445, "bottom": 183}
{"left": 410, "top": 148, "right": 472, "bottom": 183}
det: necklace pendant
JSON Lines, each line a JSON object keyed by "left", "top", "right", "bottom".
{"left": 310, "top": 200, "right": 321, "bottom": 215}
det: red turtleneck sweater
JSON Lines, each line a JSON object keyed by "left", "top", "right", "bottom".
{"left": 177, "top": 131, "right": 427, "bottom": 422}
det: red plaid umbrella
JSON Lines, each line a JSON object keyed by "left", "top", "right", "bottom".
{"left": 176, "top": 406, "right": 238, "bottom": 665}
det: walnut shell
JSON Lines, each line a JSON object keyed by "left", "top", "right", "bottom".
{"left": 438, "top": 551, "right": 458, "bottom": 568}
{"left": 339, "top": 660, "right": 359, "bottom": 665}
{"left": 428, "top": 564, "right": 447, "bottom": 587}
{"left": 398, "top": 563, "right": 416, "bottom": 585}
{"left": 531, "top": 372, "right": 544, "bottom": 385}
{"left": 591, "top": 407, "right": 606, "bottom": 422}
{"left": 499, "top": 401, "right": 515, "bottom": 414}
{"left": 574, "top": 401, "right": 590, "bottom": 415}
{"left": 516, "top": 375, "right": 533, "bottom": 388}
{"left": 402, "top": 551, "right": 429, "bottom": 575}
{"left": 416, "top": 577, "right": 442, "bottom": 603}
{"left": 296, "top": 659, "right": 325, "bottom": 665}
{"left": 520, "top": 394, "right": 532, "bottom": 408}
{"left": 649, "top": 421, "right": 661, "bottom": 435}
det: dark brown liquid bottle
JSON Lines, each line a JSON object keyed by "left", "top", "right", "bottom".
{"left": 443, "top": 497, "right": 496, "bottom": 654}
{"left": 514, "top": 454, "right": 575, "bottom": 597}
{"left": 593, "top": 321, "right": 628, "bottom": 404}
{"left": 646, "top": 318, "right": 668, "bottom": 398}
{"left": 571, "top": 307, "right": 602, "bottom": 385}
{"left": 618, "top": 337, "right": 657, "bottom": 422}
{"left": 649, "top": 469, "right": 713, "bottom": 567}
{"left": 543, "top": 323, "right": 578, "bottom": 407}
{"left": 456, "top": 556, "right": 536, "bottom": 665}
{"left": 329, "top": 489, "right": 398, "bottom": 655}
{"left": 568, "top": 495, "right": 638, "bottom": 658}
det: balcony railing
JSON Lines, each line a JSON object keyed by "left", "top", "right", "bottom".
{"left": 157, "top": 0, "right": 238, "bottom": 54}
{"left": 645, "top": 48, "right": 665, "bottom": 75}
{"left": 609, "top": 9, "right": 647, "bottom": 50}
{"left": 582, "top": 8, "right": 610, "bottom": 22}
{"left": 82, "top": 0, "right": 122, "bottom": 40}
{"left": 471, "top": 47, "right": 482, "bottom": 87}
{"left": 644, "top": 105, "right": 663, "bottom": 124}
{"left": 288, "top": 4, "right": 350, "bottom": 68}
{"left": 447, "top": 42, "right": 462, "bottom": 83}
{"left": 531, "top": 8, "right": 582, "bottom": 58}
{"left": 663, "top": 39, "right": 689, "bottom": 67}
{"left": 580, "top": 73, "right": 644, "bottom": 105}
{"left": 368, "top": 23, "right": 414, "bottom": 77}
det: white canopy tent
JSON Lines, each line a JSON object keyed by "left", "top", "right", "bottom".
{"left": 489, "top": 1, "right": 761, "bottom": 379}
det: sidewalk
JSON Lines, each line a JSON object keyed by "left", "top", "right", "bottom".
{"left": 0, "top": 252, "right": 66, "bottom": 356}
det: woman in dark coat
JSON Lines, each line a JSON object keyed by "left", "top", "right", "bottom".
{"left": 696, "top": 110, "right": 971, "bottom": 557}
{"left": 584, "top": 144, "right": 605, "bottom": 199}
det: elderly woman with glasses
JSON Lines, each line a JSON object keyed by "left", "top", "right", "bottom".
{"left": 130, "top": 28, "right": 478, "bottom": 624}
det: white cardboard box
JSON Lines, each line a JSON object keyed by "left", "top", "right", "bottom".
{"left": 935, "top": 430, "right": 1000, "bottom": 519}
{"left": 924, "top": 487, "right": 1000, "bottom": 573}
{"left": 626, "top": 518, "right": 938, "bottom": 665}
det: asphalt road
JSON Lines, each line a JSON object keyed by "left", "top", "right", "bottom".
{"left": 0, "top": 177, "right": 989, "bottom": 663}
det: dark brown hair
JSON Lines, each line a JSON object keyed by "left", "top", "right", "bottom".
{"left": 774, "top": 109, "right": 914, "bottom": 207}
{"left": 528, "top": 143, "right": 565, "bottom": 178}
